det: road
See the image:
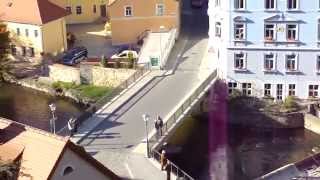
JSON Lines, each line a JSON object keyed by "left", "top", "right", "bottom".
{"left": 79, "top": 1, "right": 210, "bottom": 179}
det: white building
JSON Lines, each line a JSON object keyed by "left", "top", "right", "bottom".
{"left": 208, "top": 0, "right": 320, "bottom": 100}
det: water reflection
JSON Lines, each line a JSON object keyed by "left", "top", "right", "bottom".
{"left": 0, "top": 83, "right": 85, "bottom": 131}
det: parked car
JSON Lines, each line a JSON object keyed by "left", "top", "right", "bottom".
{"left": 62, "top": 46, "right": 88, "bottom": 65}
{"left": 110, "top": 50, "right": 138, "bottom": 60}
{"left": 191, "top": 0, "right": 204, "bottom": 8}
{"left": 116, "top": 44, "right": 140, "bottom": 54}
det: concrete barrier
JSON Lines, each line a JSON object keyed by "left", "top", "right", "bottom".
{"left": 304, "top": 113, "right": 320, "bottom": 134}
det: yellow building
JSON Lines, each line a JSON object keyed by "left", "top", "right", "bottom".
{"left": 108, "top": 0, "right": 179, "bottom": 45}
{"left": 0, "top": 0, "right": 68, "bottom": 58}
{"left": 49, "top": 0, "right": 108, "bottom": 24}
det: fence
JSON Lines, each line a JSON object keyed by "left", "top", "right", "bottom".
{"left": 148, "top": 69, "right": 218, "bottom": 180}
{"left": 57, "top": 63, "right": 150, "bottom": 136}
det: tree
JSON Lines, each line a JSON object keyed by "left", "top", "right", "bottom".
{"left": 0, "top": 160, "right": 19, "bottom": 180}
{"left": 0, "top": 22, "right": 11, "bottom": 81}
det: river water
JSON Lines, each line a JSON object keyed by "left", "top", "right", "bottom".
{"left": 166, "top": 116, "right": 320, "bottom": 180}
{"left": 0, "top": 83, "right": 85, "bottom": 131}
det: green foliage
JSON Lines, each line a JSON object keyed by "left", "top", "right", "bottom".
{"left": 0, "top": 160, "right": 19, "bottom": 180}
{"left": 0, "top": 23, "right": 11, "bottom": 81}
{"left": 283, "top": 96, "right": 298, "bottom": 110}
{"left": 127, "top": 52, "right": 135, "bottom": 69}
{"left": 51, "top": 81, "right": 77, "bottom": 90}
{"left": 76, "top": 85, "right": 112, "bottom": 100}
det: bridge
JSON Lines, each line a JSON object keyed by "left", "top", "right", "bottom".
{"left": 69, "top": 2, "right": 217, "bottom": 180}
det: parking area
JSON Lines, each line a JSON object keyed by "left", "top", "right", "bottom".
{"left": 67, "top": 23, "right": 118, "bottom": 58}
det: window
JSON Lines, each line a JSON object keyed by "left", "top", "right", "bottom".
{"left": 264, "top": 54, "right": 275, "bottom": 71}
{"left": 25, "top": 29, "right": 29, "bottom": 37}
{"left": 287, "top": 24, "right": 298, "bottom": 41}
{"left": 34, "top": 30, "right": 38, "bottom": 37}
{"left": 228, "top": 82, "right": 237, "bottom": 94}
{"left": 28, "top": 47, "right": 34, "bottom": 57}
{"left": 242, "top": 83, "right": 252, "bottom": 96}
{"left": 234, "top": 23, "right": 245, "bottom": 40}
{"left": 156, "top": 4, "right": 164, "bottom": 16}
{"left": 16, "top": 28, "right": 20, "bottom": 36}
{"left": 309, "top": 85, "right": 319, "bottom": 97}
{"left": 318, "top": 20, "right": 320, "bottom": 41}
{"left": 93, "top": 5, "right": 97, "bottom": 13}
{"left": 317, "top": 56, "right": 320, "bottom": 72}
{"left": 66, "top": 6, "right": 71, "bottom": 14}
{"left": 276, "top": 84, "right": 283, "bottom": 100}
{"left": 265, "top": 24, "right": 275, "bottom": 41}
{"left": 62, "top": 166, "right": 74, "bottom": 176}
{"left": 288, "top": 0, "right": 298, "bottom": 9}
{"left": 234, "top": 53, "right": 246, "bottom": 70}
{"left": 288, "top": 84, "right": 296, "bottom": 96}
{"left": 76, "top": 6, "right": 82, "bottom": 15}
{"left": 21, "top": 46, "right": 26, "bottom": 56}
{"left": 235, "top": 0, "right": 245, "bottom": 9}
{"left": 264, "top": 84, "right": 271, "bottom": 97}
{"left": 286, "top": 54, "right": 298, "bottom": 71}
{"left": 265, "top": 0, "right": 275, "bottom": 9}
{"left": 215, "top": 22, "right": 221, "bottom": 37}
{"left": 125, "top": 6, "right": 132, "bottom": 17}
{"left": 215, "top": 0, "right": 220, "bottom": 7}
{"left": 11, "top": 45, "right": 16, "bottom": 55}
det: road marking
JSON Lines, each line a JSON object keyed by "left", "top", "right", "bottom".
{"left": 125, "top": 163, "right": 134, "bottom": 179}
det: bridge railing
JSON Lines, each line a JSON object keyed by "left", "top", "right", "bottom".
{"left": 149, "top": 69, "right": 217, "bottom": 180}
{"left": 57, "top": 63, "right": 151, "bottom": 136}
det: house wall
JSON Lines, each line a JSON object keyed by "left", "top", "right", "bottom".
{"left": 109, "top": 0, "right": 179, "bottom": 45}
{"left": 42, "top": 18, "right": 67, "bottom": 55}
{"left": 50, "top": 0, "right": 107, "bottom": 24}
{"left": 50, "top": 148, "right": 112, "bottom": 180}
{"left": 208, "top": 0, "right": 320, "bottom": 100}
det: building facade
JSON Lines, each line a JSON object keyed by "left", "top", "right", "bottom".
{"left": 108, "top": 0, "right": 179, "bottom": 45}
{"left": 49, "top": 0, "right": 108, "bottom": 24}
{"left": 208, "top": 0, "right": 320, "bottom": 100}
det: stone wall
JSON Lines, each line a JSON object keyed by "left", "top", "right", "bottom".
{"left": 304, "top": 113, "right": 320, "bottom": 135}
{"left": 49, "top": 64, "right": 81, "bottom": 84}
{"left": 80, "top": 64, "right": 135, "bottom": 87}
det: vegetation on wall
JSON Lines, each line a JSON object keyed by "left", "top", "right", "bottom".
{"left": 0, "top": 160, "right": 19, "bottom": 180}
{"left": 0, "top": 22, "right": 11, "bottom": 81}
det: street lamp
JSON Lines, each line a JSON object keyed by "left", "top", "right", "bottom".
{"left": 142, "top": 113, "right": 150, "bottom": 158}
{"left": 49, "top": 103, "right": 57, "bottom": 134}
{"left": 159, "top": 25, "right": 165, "bottom": 69}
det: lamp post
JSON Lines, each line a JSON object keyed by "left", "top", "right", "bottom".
{"left": 49, "top": 103, "right": 57, "bottom": 134}
{"left": 159, "top": 25, "right": 165, "bottom": 69}
{"left": 142, "top": 113, "right": 150, "bottom": 158}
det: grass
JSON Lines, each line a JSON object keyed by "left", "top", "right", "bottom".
{"left": 51, "top": 81, "right": 113, "bottom": 101}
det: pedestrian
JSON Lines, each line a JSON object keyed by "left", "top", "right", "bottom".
{"left": 160, "top": 150, "right": 167, "bottom": 171}
{"left": 165, "top": 162, "right": 171, "bottom": 180}
{"left": 67, "top": 117, "right": 77, "bottom": 136}
{"left": 154, "top": 119, "right": 160, "bottom": 138}
{"left": 156, "top": 115, "right": 164, "bottom": 136}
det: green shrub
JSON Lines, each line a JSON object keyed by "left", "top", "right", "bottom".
{"left": 283, "top": 96, "right": 298, "bottom": 110}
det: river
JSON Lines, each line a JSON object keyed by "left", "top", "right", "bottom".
{"left": 166, "top": 115, "right": 320, "bottom": 180}
{"left": 0, "top": 83, "right": 85, "bottom": 132}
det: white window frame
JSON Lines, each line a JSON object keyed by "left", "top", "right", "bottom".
{"left": 309, "top": 84, "right": 319, "bottom": 98}
{"left": 288, "top": 84, "right": 296, "bottom": 96}
{"left": 242, "top": 83, "right": 252, "bottom": 96}
{"left": 228, "top": 82, "right": 238, "bottom": 94}
{"left": 276, "top": 84, "right": 283, "bottom": 100}
{"left": 156, "top": 4, "right": 164, "bottom": 16}
{"left": 286, "top": 24, "right": 298, "bottom": 41}
{"left": 215, "top": 0, "right": 221, "bottom": 7}
{"left": 235, "top": 0, "right": 246, "bottom": 10}
{"left": 285, "top": 54, "right": 298, "bottom": 71}
{"left": 264, "top": 24, "right": 276, "bottom": 41}
{"left": 124, "top": 6, "right": 133, "bottom": 17}
{"left": 265, "top": 0, "right": 276, "bottom": 10}
{"left": 215, "top": 22, "right": 221, "bottom": 37}
{"left": 34, "top": 30, "right": 38, "bottom": 38}
{"left": 234, "top": 23, "right": 246, "bottom": 40}
{"left": 264, "top": 53, "right": 276, "bottom": 71}
{"left": 264, "top": 83, "right": 272, "bottom": 97}
{"left": 234, "top": 52, "right": 247, "bottom": 70}
{"left": 287, "top": 0, "right": 299, "bottom": 10}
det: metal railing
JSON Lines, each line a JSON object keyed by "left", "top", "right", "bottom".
{"left": 151, "top": 150, "right": 195, "bottom": 180}
{"left": 148, "top": 69, "right": 218, "bottom": 180}
{"left": 57, "top": 63, "right": 151, "bottom": 136}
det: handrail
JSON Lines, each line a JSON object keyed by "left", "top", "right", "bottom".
{"left": 57, "top": 63, "right": 151, "bottom": 136}
{"left": 149, "top": 69, "right": 218, "bottom": 180}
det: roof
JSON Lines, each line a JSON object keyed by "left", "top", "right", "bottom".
{"left": 0, "top": 0, "right": 69, "bottom": 25}
{"left": 108, "top": 0, "right": 118, "bottom": 6}
{"left": 0, "top": 118, "right": 120, "bottom": 180}
{"left": 264, "top": 14, "right": 301, "bottom": 23}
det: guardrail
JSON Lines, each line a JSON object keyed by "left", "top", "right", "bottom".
{"left": 149, "top": 69, "right": 218, "bottom": 180}
{"left": 57, "top": 63, "right": 151, "bottom": 136}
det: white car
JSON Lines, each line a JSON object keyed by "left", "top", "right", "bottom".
{"left": 110, "top": 50, "right": 138, "bottom": 60}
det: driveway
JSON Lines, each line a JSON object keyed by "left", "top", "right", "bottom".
{"left": 67, "top": 23, "right": 118, "bottom": 58}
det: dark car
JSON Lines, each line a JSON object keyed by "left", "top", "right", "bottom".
{"left": 62, "top": 46, "right": 88, "bottom": 65}
{"left": 191, "top": 0, "right": 204, "bottom": 8}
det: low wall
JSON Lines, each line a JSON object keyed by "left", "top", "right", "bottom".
{"left": 49, "top": 64, "right": 81, "bottom": 84}
{"left": 304, "top": 113, "right": 320, "bottom": 134}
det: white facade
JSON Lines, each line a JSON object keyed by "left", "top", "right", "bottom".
{"left": 208, "top": 0, "right": 320, "bottom": 100}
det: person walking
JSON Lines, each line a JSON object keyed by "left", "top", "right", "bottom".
{"left": 154, "top": 119, "right": 160, "bottom": 138}
{"left": 160, "top": 150, "right": 167, "bottom": 171}
{"left": 156, "top": 115, "right": 164, "bottom": 136}
{"left": 165, "top": 162, "right": 171, "bottom": 180}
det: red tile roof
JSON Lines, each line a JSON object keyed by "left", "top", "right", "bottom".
{"left": 0, "top": 0, "right": 69, "bottom": 25}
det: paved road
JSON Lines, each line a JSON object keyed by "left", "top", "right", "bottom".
{"left": 79, "top": 2, "right": 210, "bottom": 179}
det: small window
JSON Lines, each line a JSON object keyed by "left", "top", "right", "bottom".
{"left": 66, "top": 6, "right": 71, "bottom": 14}
{"left": 276, "top": 84, "right": 283, "bottom": 100}
{"left": 215, "top": 0, "right": 220, "bottom": 7}
{"left": 242, "top": 83, "right": 252, "bottom": 96}
{"left": 11, "top": 45, "right": 16, "bottom": 55}
{"left": 93, "top": 5, "right": 97, "bottom": 13}
{"left": 34, "top": 30, "right": 38, "bottom": 37}
{"left": 234, "top": 23, "right": 245, "bottom": 40}
{"left": 234, "top": 53, "right": 246, "bottom": 70}
{"left": 288, "top": 84, "right": 296, "bottom": 96}
{"left": 235, "top": 0, "right": 245, "bottom": 9}
{"left": 309, "top": 85, "right": 319, "bottom": 98}
{"left": 76, "top": 6, "right": 82, "bottom": 15}
{"left": 264, "top": 53, "right": 275, "bottom": 71}
{"left": 62, "top": 166, "right": 74, "bottom": 176}
{"left": 21, "top": 46, "right": 26, "bottom": 56}
{"left": 264, "top": 84, "right": 271, "bottom": 97}
{"left": 286, "top": 54, "right": 298, "bottom": 71}
{"left": 28, "top": 47, "right": 34, "bottom": 57}
{"left": 215, "top": 22, "right": 221, "bottom": 37}
{"left": 156, "top": 4, "right": 164, "bottom": 16}
{"left": 16, "top": 28, "right": 20, "bottom": 36}
{"left": 265, "top": 24, "right": 275, "bottom": 41}
{"left": 124, "top": 6, "right": 132, "bottom": 17}
{"left": 228, "top": 82, "right": 237, "bottom": 94}
{"left": 288, "top": 0, "right": 298, "bottom": 10}
{"left": 287, "top": 24, "right": 298, "bottom": 41}
{"left": 25, "top": 29, "right": 29, "bottom": 37}
{"left": 265, "top": 0, "right": 275, "bottom": 9}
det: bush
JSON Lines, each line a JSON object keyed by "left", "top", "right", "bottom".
{"left": 283, "top": 96, "right": 298, "bottom": 110}
{"left": 100, "top": 55, "right": 107, "bottom": 67}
